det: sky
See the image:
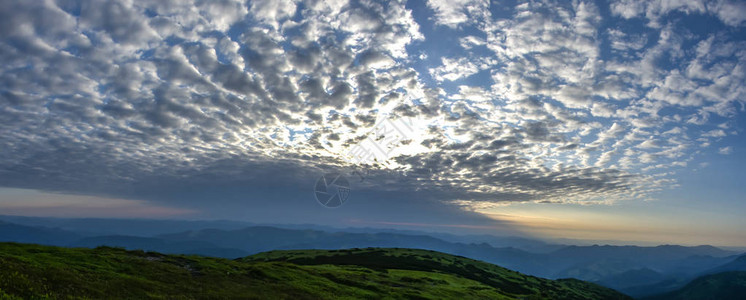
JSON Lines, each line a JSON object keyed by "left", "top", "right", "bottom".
{"left": 1, "top": 0, "right": 745, "bottom": 246}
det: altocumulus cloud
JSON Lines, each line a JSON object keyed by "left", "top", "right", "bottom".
{"left": 0, "top": 0, "right": 745, "bottom": 221}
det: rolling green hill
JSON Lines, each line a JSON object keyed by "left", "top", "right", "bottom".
{"left": 644, "top": 271, "right": 746, "bottom": 300}
{"left": 0, "top": 242, "right": 630, "bottom": 299}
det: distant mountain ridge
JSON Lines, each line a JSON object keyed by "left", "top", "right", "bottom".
{"left": 0, "top": 220, "right": 81, "bottom": 246}
{"left": 72, "top": 235, "right": 251, "bottom": 258}
{"left": 0, "top": 215, "right": 562, "bottom": 252}
{"left": 551, "top": 244, "right": 734, "bottom": 260}
{"left": 703, "top": 254, "right": 746, "bottom": 275}
{"left": 644, "top": 271, "right": 746, "bottom": 300}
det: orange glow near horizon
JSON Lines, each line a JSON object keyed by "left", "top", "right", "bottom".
{"left": 480, "top": 202, "right": 746, "bottom": 247}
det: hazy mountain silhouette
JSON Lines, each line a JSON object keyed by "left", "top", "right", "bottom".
{"left": 703, "top": 254, "right": 746, "bottom": 274}
{"left": 0, "top": 215, "right": 562, "bottom": 252}
{"left": 644, "top": 271, "right": 746, "bottom": 300}
{"left": 0, "top": 215, "right": 252, "bottom": 236}
{"left": 0, "top": 221, "right": 81, "bottom": 246}
{"left": 595, "top": 267, "right": 666, "bottom": 290}
{"left": 623, "top": 252, "right": 746, "bottom": 297}
{"left": 71, "top": 235, "right": 250, "bottom": 258}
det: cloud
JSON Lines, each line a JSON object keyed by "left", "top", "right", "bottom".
{"left": 0, "top": 0, "right": 744, "bottom": 222}
{"left": 429, "top": 57, "right": 481, "bottom": 82}
{"left": 718, "top": 146, "right": 733, "bottom": 155}
{"left": 426, "top": 0, "right": 488, "bottom": 28}
{"left": 0, "top": 188, "right": 195, "bottom": 218}
{"left": 609, "top": 0, "right": 746, "bottom": 27}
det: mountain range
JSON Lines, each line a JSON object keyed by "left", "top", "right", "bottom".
{"left": 1, "top": 216, "right": 744, "bottom": 298}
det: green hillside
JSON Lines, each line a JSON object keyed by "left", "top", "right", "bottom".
{"left": 645, "top": 271, "right": 746, "bottom": 300}
{"left": 0, "top": 242, "right": 629, "bottom": 299}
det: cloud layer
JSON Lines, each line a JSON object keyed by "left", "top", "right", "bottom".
{"left": 1, "top": 0, "right": 744, "bottom": 219}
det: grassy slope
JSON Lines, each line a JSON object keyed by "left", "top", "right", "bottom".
{"left": 644, "top": 271, "right": 746, "bottom": 300}
{"left": 0, "top": 242, "right": 629, "bottom": 299}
